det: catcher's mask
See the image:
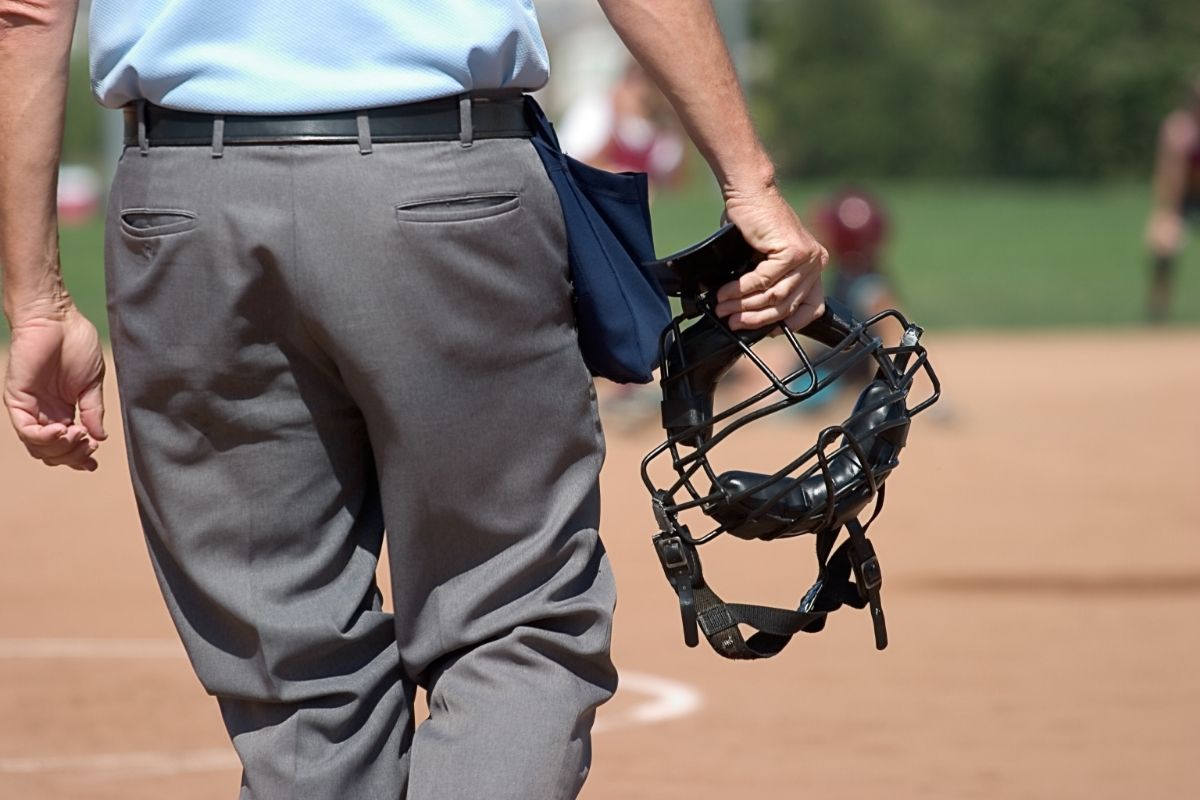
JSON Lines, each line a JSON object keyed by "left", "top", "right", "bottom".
{"left": 641, "top": 224, "right": 940, "bottom": 660}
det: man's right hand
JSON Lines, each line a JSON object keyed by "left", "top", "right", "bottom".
{"left": 4, "top": 308, "right": 107, "bottom": 471}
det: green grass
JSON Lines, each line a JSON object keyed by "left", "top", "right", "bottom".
{"left": 57, "top": 217, "right": 109, "bottom": 340}
{"left": 28, "top": 179, "right": 1200, "bottom": 345}
{"left": 652, "top": 179, "right": 1200, "bottom": 330}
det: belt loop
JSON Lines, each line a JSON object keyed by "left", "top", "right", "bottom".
{"left": 211, "top": 115, "right": 225, "bottom": 158}
{"left": 136, "top": 100, "right": 149, "bottom": 156}
{"left": 356, "top": 111, "right": 373, "bottom": 155}
{"left": 459, "top": 95, "right": 474, "bottom": 148}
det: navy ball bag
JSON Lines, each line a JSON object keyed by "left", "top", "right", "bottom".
{"left": 525, "top": 96, "right": 671, "bottom": 384}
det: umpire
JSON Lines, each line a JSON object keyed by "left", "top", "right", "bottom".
{"left": 0, "top": 1, "right": 827, "bottom": 797}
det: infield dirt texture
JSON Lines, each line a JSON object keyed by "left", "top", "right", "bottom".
{"left": 1, "top": 331, "right": 1197, "bottom": 798}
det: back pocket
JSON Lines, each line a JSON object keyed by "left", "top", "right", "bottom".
{"left": 119, "top": 208, "right": 198, "bottom": 238}
{"left": 395, "top": 193, "right": 520, "bottom": 224}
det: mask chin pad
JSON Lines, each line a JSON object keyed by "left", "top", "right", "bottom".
{"left": 707, "top": 381, "right": 910, "bottom": 541}
{"left": 710, "top": 459, "right": 877, "bottom": 541}
{"left": 708, "top": 470, "right": 821, "bottom": 540}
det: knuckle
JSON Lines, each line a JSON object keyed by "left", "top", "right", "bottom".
{"left": 753, "top": 309, "right": 781, "bottom": 327}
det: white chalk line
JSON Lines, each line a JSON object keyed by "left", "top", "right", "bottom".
{"left": 0, "top": 638, "right": 701, "bottom": 775}
{"left": 592, "top": 670, "right": 703, "bottom": 733}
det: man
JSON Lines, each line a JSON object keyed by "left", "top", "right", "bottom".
{"left": 1145, "top": 72, "right": 1200, "bottom": 323}
{"left": 1, "top": 1, "right": 827, "bottom": 797}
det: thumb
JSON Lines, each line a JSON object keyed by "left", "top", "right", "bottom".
{"left": 78, "top": 380, "right": 107, "bottom": 441}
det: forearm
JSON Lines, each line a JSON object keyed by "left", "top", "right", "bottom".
{"left": 0, "top": 0, "right": 79, "bottom": 325}
{"left": 1149, "top": 147, "right": 1186, "bottom": 218}
{"left": 597, "top": 0, "right": 774, "bottom": 196}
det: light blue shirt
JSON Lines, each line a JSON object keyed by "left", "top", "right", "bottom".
{"left": 89, "top": 1, "right": 551, "bottom": 113}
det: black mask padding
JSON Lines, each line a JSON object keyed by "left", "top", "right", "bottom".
{"left": 660, "top": 316, "right": 770, "bottom": 447}
{"left": 708, "top": 380, "right": 911, "bottom": 541}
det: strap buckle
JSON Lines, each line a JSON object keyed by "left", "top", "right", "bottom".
{"left": 854, "top": 550, "right": 888, "bottom": 651}
{"left": 858, "top": 554, "right": 882, "bottom": 593}
{"left": 653, "top": 532, "right": 701, "bottom": 648}
{"left": 845, "top": 523, "right": 888, "bottom": 651}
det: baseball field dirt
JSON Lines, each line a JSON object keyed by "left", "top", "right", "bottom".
{"left": 1, "top": 329, "right": 1197, "bottom": 799}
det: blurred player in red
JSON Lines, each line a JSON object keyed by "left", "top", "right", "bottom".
{"left": 559, "top": 61, "right": 686, "bottom": 190}
{"left": 784, "top": 188, "right": 901, "bottom": 411}
{"left": 814, "top": 188, "right": 899, "bottom": 328}
{"left": 1145, "top": 73, "right": 1200, "bottom": 323}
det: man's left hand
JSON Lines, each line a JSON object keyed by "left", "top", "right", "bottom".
{"left": 715, "top": 185, "right": 829, "bottom": 332}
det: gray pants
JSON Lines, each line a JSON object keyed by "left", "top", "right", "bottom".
{"left": 103, "top": 134, "right": 617, "bottom": 799}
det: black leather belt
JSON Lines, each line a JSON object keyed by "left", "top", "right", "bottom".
{"left": 123, "top": 94, "right": 532, "bottom": 147}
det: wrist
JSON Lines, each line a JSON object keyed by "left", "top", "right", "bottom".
{"left": 719, "top": 158, "right": 778, "bottom": 200}
{"left": 2, "top": 235, "right": 72, "bottom": 327}
{"left": 3, "top": 285, "right": 74, "bottom": 329}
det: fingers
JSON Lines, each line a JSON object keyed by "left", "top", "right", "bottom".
{"left": 78, "top": 381, "right": 108, "bottom": 441}
{"left": 5, "top": 392, "right": 105, "bottom": 470}
{"left": 783, "top": 288, "right": 827, "bottom": 333}
{"left": 42, "top": 437, "right": 100, "bottom": 471}
{"left": 726, "top": 267, "right": 824, "bottom": 332}
{"left": 715, "top": 241, "right": 828, "bottom": 304}
{"left": 714, "top": 267, "right": 804, "bottom": 317}
{"left": 715, "top": 253, "right": 798, "bottom": 304}
{"left": 8, "top": 410, "right": 68, "bottom": 447}
{"left": 713, "top": 242, "right": 828, "bottom": 328}
{"left": 18, "top": 423, "right": 99, "bottom": 470}
{"left": 7, "top": 403, "right": 100, "bottom": 471}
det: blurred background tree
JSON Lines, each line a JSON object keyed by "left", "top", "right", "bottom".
{"left": 751, "top": 0, "right": 1200, "bottom": 179}
{"left": 59, "top": 0, "right": 1200, "bottom": 180}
